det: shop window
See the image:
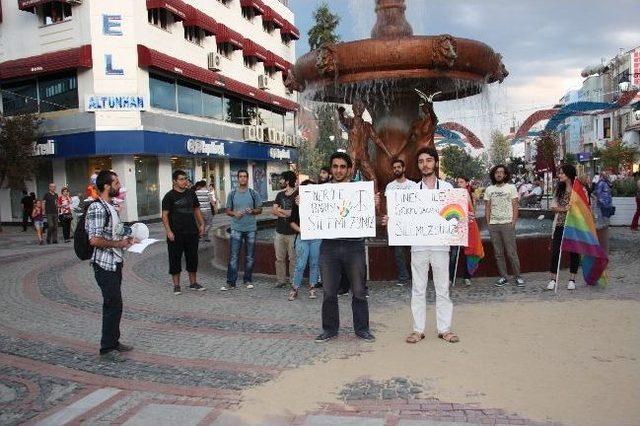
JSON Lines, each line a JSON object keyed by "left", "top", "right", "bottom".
{"left": 1, "top": 79, "right": 38, "bottom": 115}
{"left": 243, "top": 56, "right": 257, "bottom": 70}
{"left": 147, "top": 8, "right": 168, "bottom": 30}
{"left": 38, "top": 72, "right": 78, "bottom": 112}
{"left": 171, "top": 157, "right": 195, "bottom": 183}
{"left": 149, "top": 74, "right": 176, "bottom": 111}
{"left": 177, "top": 81, "right": 203, "bottom": 116}
{"left": 135, "top": 156, "right": 160, "bottom": 218}
{"left": 184, "top": 26, "right": 204, "bottom": 46}
{"left": 603, "top": 117, "right": 611, "bottom": 139}
{"left": 42, "top": 2, "right": 72, "bottom": 26}
{"left": 203, "top": 89, "right": 224, "bottom": 120}
{"left": 225, "top": 96, "right": 243, "bottom": 124}
{"left": 217, "top": 43, "right": 234, "bottom": 59}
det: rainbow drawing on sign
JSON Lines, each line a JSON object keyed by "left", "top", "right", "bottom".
{"left": 440, "top": 204, "right": 466, "bottom": 222}
{"left": 338, "top": 200, "right": 352, "bottom": 218}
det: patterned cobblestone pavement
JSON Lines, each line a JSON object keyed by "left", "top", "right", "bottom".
{"left": 0, "top": 222, "right": 637, "bottom": 425}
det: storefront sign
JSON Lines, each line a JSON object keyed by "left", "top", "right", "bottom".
{"left": 268, "top": 147, "right": 291, "bottom": 160}
{"left": 186, "top": 139, "right": 226, "bottom": 156}
{"left": 32, "top": 140, "right": 55, "bottom": 156}
{"left": 386, "top": 188, "right": 469, "bottom": 246}
{"left": 577, "top": 152, "right": 592, "bottom": 162}
{"left": 86, "top": 95, "right": 146, "bottom": 111}
{"left": 299, "top": 181, "right": 376, "bottom": 240}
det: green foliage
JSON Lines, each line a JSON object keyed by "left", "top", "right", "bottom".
{"left": 507, "top": 156, "right": 526, "bottom": 177}
{"left": 308, "top": 2, "right": 340, "bottom": 50}
{"left": 534, "top": 131, "right": 558, "bottom": 176}
{"left": 612, "top": 178, "right": 638, "bottom": 197}
{"left": 562, "top": 153, "right": 577, "bottom": 166}
{"left": 0, "top": 113, "right": 42, "bottom": 189}
{"left": 488, "top": 130, "right": 512, "bottom": 167}
{"left": 297, "top": 104, "right": 344, "bottom": 178}
{"left": 440, "top": 146, "right": 486, "bottom": 180}
{"left": 600, "top": 139, "right": 638, "bottom": 173}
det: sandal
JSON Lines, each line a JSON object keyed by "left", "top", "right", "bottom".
{"left": 405, "top": 332, "right": 425, "bottom": 344}
{"left": 308, "top": 288, "right": 317, "bottom": 299}
{"left": 288, "top": 289, "right": 298, "bottom": 301}
{"left": 438, "top": 331, "right": 460, "bottom": 343}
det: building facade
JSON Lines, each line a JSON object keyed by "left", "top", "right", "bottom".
{"left": 0, "top": 0, "right": 300, "bottom": 222}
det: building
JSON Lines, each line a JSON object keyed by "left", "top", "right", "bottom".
{"left": 0, "top": 0, "right": 300, "bottom": 223}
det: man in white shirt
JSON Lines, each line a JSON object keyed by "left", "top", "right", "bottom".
{"left": 385, "top": 158, "right": 416, "bottom": 286}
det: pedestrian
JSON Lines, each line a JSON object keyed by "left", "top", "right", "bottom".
{"left": 20, "top": 190, "right": 34, "bottom": 232}
{"left": 43, "top": 183, "right": 59, "bottom": 244}
{"left": 384, "top": 147, "right": 459, "bottom": 344}
{"left": 194, "top": 180, "right": 213, "bottom": 242}
{"left": 384, "top": 158, "right": 415, "bottom": 286}
{"left": 208, "top": 182, "right": 218, "bottom": 215}
{"left": 631, "top": 179, "right": 640, "bottom": 231}
{"left": 595, "top": 171, "right": 613, "bottom": 253}
{"left": 546, "top": 165, "right": 581, "bottom": 291}
{"left": 315, "top": 151, "right": 376, "bottom": 343}
{"left": 484, "top": 165, "right": 525, "bottom": 287}
{"left": 161, "top": 170, "right": 206, "bottom": 295}
{"left": 222, "top": 169, "right": 263, "bottom": 291}
{"left": 318, "top": 166, "right": 331, "bottom": 184}
{"left": 86, "top": 170, "right": 135, "bottom": 362}
{"left": 272, "top": 171, "right": 298, "bottom": 288}
{"left": 31, "top": 199, "right": 45, "bottom": 245}
{"left": 71, "top": 192, "right": 82, "bottom": 234}
{"left": 449, "top": 176, "right": 474, "bottom": 287}
{"left": 58, "top": 187, "right": 73, "bottom": 243}
{"left": 288, "top": 180, "right": 320, "bottom": 301}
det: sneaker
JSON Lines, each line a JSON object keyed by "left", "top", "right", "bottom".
{"left": 220, "top": 284, "right": 236, "bottom": 291}
{"left": 308, "top": 288, "right": 317, "bottom": 299}
{"left": 188, "top": 283, "right": 206, "bottom": 291}
{"left": 494, "top": 277, "right": 508, "bottom": 287}
{"left": 545, "top": 280, "right": 556, "bottom": 291}
{"left": 338, "top": 290, "right": 349, "bottom": 297}
{"left": 514, "top": 276, "right": 526, "bottom": 287}
{"left": 314, "top": 331, "right": 338, "bottom": 342}
{"left": 396, "top": 281, "right": 407, "bottom": 287}
{"left": 464, "top": 278, "right": 472, "bottom": 287}
{"left": 99, "top": 350, "right": 126, "bottom": 363}
{"left": 116, "top": 343, "right": 133, "bottom": 352}
{"left": 567, "top": 280, "right": 576, "bottom": 290}
{"left": 246, "top": 283, "right": 254, "bottom": 289}
{"left": 355, "top": 331, "right": 376, "bottom": 342}
{"left": 288, "top": 289, "right": 298, "bottom": 301}
{"left": 173, "top": 286, "right": 182, "bottom": 295}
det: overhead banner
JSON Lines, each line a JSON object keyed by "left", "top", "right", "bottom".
{"left": 386, "top": 188, "right": 469, "bottom": 246}
{"left": 299, "top": 181, "right": 376, "bottom": 240}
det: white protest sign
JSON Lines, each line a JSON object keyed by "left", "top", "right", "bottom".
{"left": 299, "top": 181, "right": 376, "bottom": 240}
{"left": 387, "top": 188, "right": 469, "bottom": 246}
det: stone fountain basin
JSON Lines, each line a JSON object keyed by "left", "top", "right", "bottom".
{"left": 294, "top": 36, "right": 506, "bottom": 102}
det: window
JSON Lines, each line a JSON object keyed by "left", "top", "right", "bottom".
{"left": 225, "top": 96, "right": 243, "bottom": 124}
{"left": 216, "top": 0, "right": 232, "bottom": 5}
{"left": 42, "top": 2, "right": 71, "bottom": 26}
{"left": 203, "top": 89, "right": 224, "bottom": 120}
{"left": 217, "top": 44, "right": 233, "bottom": 59}
{"left": 184, "top": 26, "right": 204, "bottom": 46}
{"left": 147, "top": 8, "right": 168, "bottom": 29}
{"left": 1, "top": 79, "right": 38, "bottom": 115}
{"left": 262, "top": 21, "right": 275, "bottom": 34}
{"left": 243, "top": 56, "right": 257, "bottom": 70}
{"left": 177, "top": 81, "right": 203, "bottom": 116}
{"left": 281, "top": 34, "right": 292, "bottom": 46}
{"left": 243, "top": 102, "right": 259, "bottom": 125}
{"left": 149, "top": 74, "right": 176, "bottom": 111}
{"left": 242, "top": 7, "right": 255, "bottom": 21}
{"left": 285, "top": 112, "right": 295, "bottom": 135}
{"left": 603, "top": 117, "right": 611, "bottom": 139}
{"left": 265, "top": 68, "right": 277, "bottom": 78}
{"left": 39, "top": 72, "right": 78, "bottom": 112}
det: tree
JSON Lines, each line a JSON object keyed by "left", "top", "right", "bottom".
{"left": 296, "top": 104, "right": 343, "bottom": 178}
{"left": 488, "top": 130, "right": 512, "bottom": 167}
{"left": 600, "top": 139, "right": 638, "bottom": 173}
{"left": 562, "top": 153, "right": 577, "bottom": 166}
{"left": 534, "top": 131, "right": 559, "bottom": 176}
{"left": 0, "top": 113, "right": 42, "bottom": 190}
{"left": 440, "top": 146, "right": 486, "bottom": 180}
{"left": 308, "top": 3, "right": 340, "bottom": 50}
{"left": 507, "top": 156, "right": 526, "bottom": 178}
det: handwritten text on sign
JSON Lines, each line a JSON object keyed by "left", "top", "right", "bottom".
{"left": 299, "top": 181, "right": 376, "bottom": 240}
{"left": 387, "top": 188, "right": 469, "bottom": 246}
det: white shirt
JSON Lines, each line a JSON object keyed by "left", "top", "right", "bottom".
{"left": 411, "top": 178, "right": 454, "bottom": 253}
{"left": 385, "top": 178, "right": 418, "bottom": 192}
{"left": 530, "top": 186, "right": 543, "bottom": 196}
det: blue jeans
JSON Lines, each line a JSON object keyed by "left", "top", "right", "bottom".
{"left": 293, "top": 237, "right": 321, "bottom": 289}
{"left": 394, "top": 246, "right": 410, "bottom": 283}
{"left": 226, "top": 230, "right": 256, "bottom": 285}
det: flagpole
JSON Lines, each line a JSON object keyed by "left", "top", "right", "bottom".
{"left": 452, "top": 246, "right": 460, "bottom": 288}
{"left": 554, "top": 225, "right": 566, "bottom": 294}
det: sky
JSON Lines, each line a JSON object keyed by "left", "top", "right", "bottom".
{"left": 288, "top": 0, "right": 640, "bottom": 152}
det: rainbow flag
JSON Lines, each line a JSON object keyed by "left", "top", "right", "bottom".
{"left": 561, "top": 180, "right": 608, "bottom": 286}
{"left": 464, "top": 201, "right": 484, "bottom": 276}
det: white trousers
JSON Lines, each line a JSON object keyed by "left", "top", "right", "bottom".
{"left": 410, "top": 250, "right": 453, "bottom": 334}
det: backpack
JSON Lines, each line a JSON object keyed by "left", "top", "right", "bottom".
{"left": 74, "top": 201, "right": 110, "bottom": 261}
{"left": 229, "top": 188, "right": 257, "bottom": 210}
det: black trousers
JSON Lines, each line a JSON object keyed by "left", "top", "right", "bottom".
{"left": 319, "top": 239, "right": 370, "bottom": 334}
{"left": 22, "top": 211, "right": 31, "bottom": 231}
{"left": 60, "top": 215, "right": 72, "bottom": 240}
{"left": 46, "top": 214, "right": 58, "bottom": 243}
{"left": 167, "top": 233, "right": 199, "bottom": 275}
{"left": 550, "top": 226, "right": 580, "bottom": 274}
{"left": 94, "top": 263, "right": 123, "bottom": 354}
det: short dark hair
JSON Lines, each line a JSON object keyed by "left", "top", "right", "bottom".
{"left": 416, "top": 146, "right": 439, "bottom": 164}
{"left": 330, "top": 151, "right": 353, "bottom": 168}
{"left": 96, "top": 170, "right": 117, "bottom": 192}
{"left": 456, "top": 176, "right": 469, "bottom": 182}
{"left": 391, "top": 158, "right": 405, "bottom": 168}
{"left": 280, "top": 170, "right": 297, "bottom": 188}
{"left": 489, "top": 164, "right": 511, "bottom": 184}
{"left": 172, "top": 169, "right": 187, "bottom": 181}
{"left": 237, "top": 169, "right": 249, "bottom": 178}
{"left": 300, "top": 179, "right": 313, "bottom": 186}
{"left": 194, "top": 180, "right": 207, "bottom": 189}
{"left": 320, "top": 166, "right": 331, "bottom": 174}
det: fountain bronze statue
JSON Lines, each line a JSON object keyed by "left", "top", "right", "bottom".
{"left": 286, "top": 0, "right": 508, "bottom": 184}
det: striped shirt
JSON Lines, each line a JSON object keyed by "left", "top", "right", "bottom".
{"left": 195, "top": 189, "right": 211, "bottom": 212}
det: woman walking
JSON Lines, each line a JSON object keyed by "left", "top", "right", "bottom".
{"left": 58, "top": 187, "right": 73, "bottom": 242}
{"left": 546, "top": 164, "right": 581, "bottom": 291}
{"left": 32, "top": 200, "right": 45, "bottom": 245}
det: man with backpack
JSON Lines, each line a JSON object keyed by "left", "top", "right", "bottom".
{"left": 222, "top": 169, "right": 262, "bottom": 291}
{"left": 84, "top": 170, "right": 135, "bottom": 362}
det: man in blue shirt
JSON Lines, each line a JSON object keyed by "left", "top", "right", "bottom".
{"left": 222, "top": 169, "right": 263, "bottom": 291}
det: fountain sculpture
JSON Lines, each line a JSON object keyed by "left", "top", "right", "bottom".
{"left": 285, "top": 0, "right": 508, "bottom": 185}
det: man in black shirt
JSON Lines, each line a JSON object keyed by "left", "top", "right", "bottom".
{"left": 272, "top": 171, "right": 297, "bottom": 288}
{"left": 43, "top": 183, "right": 59, "bottom": 244}
{"left": 162, "top": 170, "right": 206, "bottom": 295}
{"left": 20, "top": 190, "right": 34, "bottom": 232}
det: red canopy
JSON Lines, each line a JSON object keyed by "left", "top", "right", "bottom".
{"left": 183, "top": 6, "right": 218, "bottom": 36}
{"left": 215, "top": 24, "right": 244, "bottom": 50}
{"left": 239, "top": 0, "right": 265, "bottom": 15}
{"left": 18, "top": 0, "right": 72, "bottom": 13}
{"left": 145, "top": 0, "right": 190, "bottom": 21}
{"left": 242, "top": 39, "right": 268, "bottom": 62}
{"left": 261, "top": 5, "right": 285, "bottom": 29}
{"left": 0, "top": 45, "right": 92, "bottom": 79}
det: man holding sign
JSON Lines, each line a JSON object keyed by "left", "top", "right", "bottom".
{"left": 299, "top": 152, "right": 377, "bottom": 343}
{"left": 384, "top": 147, "right": 462, "bottom": 344}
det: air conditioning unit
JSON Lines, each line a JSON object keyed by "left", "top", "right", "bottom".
{"left": 208, "top": 52, "right": 222, "bottom": 71}
{"left": 243, "top": 126, "right": 257, "bottom": 141}
{"left": 255, "top": 126, "right": 265, "bottom": 142}
{"left": 258, "top": 74, "right": 270, "bottom": 90}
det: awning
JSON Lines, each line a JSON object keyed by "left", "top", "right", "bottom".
{"left": 625, "top": 123, "right": 640, "bottom": 132}
{"left": 145, "top": 0, "right": 190, "bottom": 21}
{"left": 281, "top": 22, "right": 300, "bottom": 40}
{"left": 215, "top": 24, "right": 244, "bottom": 50}
{"left": 137, "top": 45, "right": 298, "bottom": 111}
{"left": 18, "top": 0, "right": 72, "bottom": 13}
{"left": 242, "top": 39, "right": 268, "bottom": 62}
{"left": 0, "top": 45, "right": 92, "bottom": 79}
{"left": 239, "top": 0, "right": 265, "bottom": 15}
{"left": 183, "top": 6, "right": 218, "bottom": 36}
{"left": 262, "top": 5, "right": 285, "bottom": 29}
{"left": 264, "top": 52, "right": 288, "bottom": 73}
